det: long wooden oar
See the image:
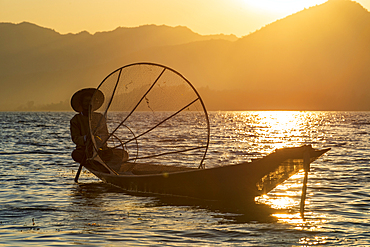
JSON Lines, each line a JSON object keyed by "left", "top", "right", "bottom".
{"left": 74, "top": 163, "right": 83, "bottom": 183}
{"left": 300, "top": 147, "right": 311, "bottom": 219}
{"left": 74, "top": 152, "right": 87, "bottom": 183}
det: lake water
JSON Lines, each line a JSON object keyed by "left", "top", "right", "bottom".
{"left": 1, "top": 111, "right": 369, "bottom": 246}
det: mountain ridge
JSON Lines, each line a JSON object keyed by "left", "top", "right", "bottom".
{"left": 1, "top": 0, "right": 369, "bottom": 111}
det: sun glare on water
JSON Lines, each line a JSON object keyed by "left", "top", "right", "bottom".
{"left": 218, "top": 111, "right": 324, "bottom": 163}
{"left": 250, "top": 111, "right": 311, "bottom": 150}
{"left": 242, "top": 111, "right": 328, "bottom": 226}
{"left": 218, "top": 111, "right": 328, "bottom": 225}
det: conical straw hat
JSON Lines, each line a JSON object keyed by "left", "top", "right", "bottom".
{"left": 70, "top": 88, "right": 104, "bottom": 112}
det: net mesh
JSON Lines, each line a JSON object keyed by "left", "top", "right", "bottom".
{"left": 89, "top": 63, "right": 210, "bottom": 172}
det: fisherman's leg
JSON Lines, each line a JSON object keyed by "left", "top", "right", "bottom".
{"left": 98, "top": 148, "right": 113, "bottom": 162}
{"left": 72, "top": 149, "right": 86, "bottom": 164}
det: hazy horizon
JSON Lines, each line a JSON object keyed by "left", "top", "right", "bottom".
{"left": 1, "top": 0, "right": 369, "bottom": 37}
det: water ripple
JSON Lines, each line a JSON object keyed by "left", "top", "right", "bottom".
{"left": 0, "top": 111, "right": 369, "bottom": 246}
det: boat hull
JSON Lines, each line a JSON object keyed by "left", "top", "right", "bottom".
{"left": 84, "top": 145, "right": 330, "bottom": 202}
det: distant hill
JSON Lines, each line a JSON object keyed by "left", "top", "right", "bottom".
{"left": 1, "top": 0, "right": 369, "bottom": 111}
{"left": 0, "top": 22, "right": 237, "bottom": 110}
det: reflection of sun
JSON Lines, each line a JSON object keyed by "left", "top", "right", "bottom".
{"left": 241, "top": 0, "right": 327, "bottom": 14}
{"left": 248, "top": 111, "right": 329, "bottom": 229}
{"left": 257, "top": 111, "right": 300, "bottom": 129}
{"left": 253, "top": 111, "right": 306, "bottom": 149}
{"left": 257, "top": 194, "right": 296, "bottom": 209}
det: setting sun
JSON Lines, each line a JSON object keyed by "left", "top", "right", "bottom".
{"left": 241, "top": 0, "right": 328, "bottom": 14}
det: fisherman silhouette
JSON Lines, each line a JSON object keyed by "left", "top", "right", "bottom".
{"left": 70, "top": 88, "right": 111, "bottom": 166}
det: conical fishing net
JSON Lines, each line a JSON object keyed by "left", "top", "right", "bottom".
{"left": 88, "top": 63, "right": 210, "bottom": 173}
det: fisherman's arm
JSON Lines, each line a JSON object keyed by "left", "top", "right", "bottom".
{"left": 70, "top": 118, "right": 87, "bottom": 147}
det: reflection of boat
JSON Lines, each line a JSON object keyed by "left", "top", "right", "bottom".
{"left": 75, "top": 63, "right": 330, "bottom": 209}
{"left": 85, "top": 145, "right": 329, "bottom": 202}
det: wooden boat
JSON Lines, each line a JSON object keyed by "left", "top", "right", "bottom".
{"left": 73, "top": 63, "right": 330, "bottom": 213}
{"left": 84, "top": 145, "right": 329, "bottom": 202}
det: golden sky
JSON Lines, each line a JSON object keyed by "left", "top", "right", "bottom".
{"left": 0, "top": 0, "right": 369, "bottom": 37}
